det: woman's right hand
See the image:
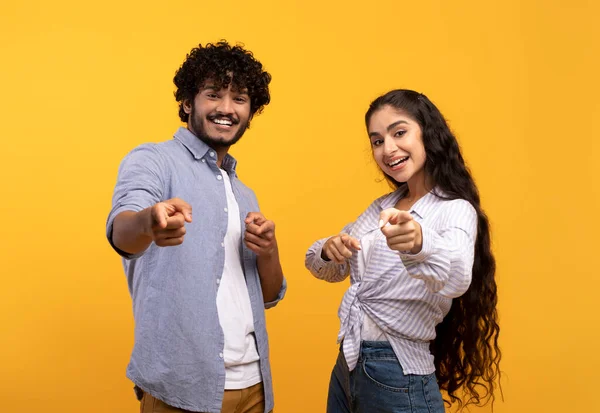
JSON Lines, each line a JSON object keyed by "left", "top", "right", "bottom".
{"left": 321, "top": 233, "right": 361, "bottom": 264}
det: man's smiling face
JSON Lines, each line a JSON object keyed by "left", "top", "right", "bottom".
{"left": 184, "top": 79, "right": 251, "bottom": 149}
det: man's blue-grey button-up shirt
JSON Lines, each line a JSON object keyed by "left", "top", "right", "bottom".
{"left": 106, "top": 127, "right": 286, "bottom": 413}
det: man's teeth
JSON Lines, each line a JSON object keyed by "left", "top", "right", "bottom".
{"left": 213, "top": 119, "right": 232, "bottom": 126}
{"left": 388, "top": 157, "right": 408, "bottom": 167}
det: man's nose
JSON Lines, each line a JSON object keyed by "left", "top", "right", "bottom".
{"left": 216, "top": 96, "right": 234, "bottom": 114}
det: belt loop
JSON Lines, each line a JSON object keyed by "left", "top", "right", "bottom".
{"left": 358, "top": 339, "right": 364, "bottom": 362}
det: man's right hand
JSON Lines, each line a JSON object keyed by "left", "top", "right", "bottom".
{"left": 321, "top": 233, "right": 361, "bottom": 264}
{"left": 146, "top": 198, "right": 193, "bottom": 247}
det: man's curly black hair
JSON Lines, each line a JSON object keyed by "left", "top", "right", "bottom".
{"left": 173, "top": 41, "right": 272, "bottom": 123}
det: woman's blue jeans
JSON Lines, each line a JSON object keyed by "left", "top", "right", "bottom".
{"left": 327, "top": 341, "right": 445, "bottom": 413}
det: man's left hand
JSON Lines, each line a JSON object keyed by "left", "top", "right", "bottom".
{"left": 244, "top": 212, "right": 278, "bottom": 257}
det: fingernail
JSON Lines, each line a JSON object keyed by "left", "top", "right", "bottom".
{"left": 378, "top": 220, "right": 384, "bottom": 228}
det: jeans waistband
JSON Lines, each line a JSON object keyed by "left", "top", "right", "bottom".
{"left": 359, "top": 340, "right": 396, "bottom": 361}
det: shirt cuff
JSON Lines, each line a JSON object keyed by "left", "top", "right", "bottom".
{"left": 264, "top": 277, "right": 287, "bottom": 309}
{"left": 398, "top": 226, "right": 435, "bottom": 265}
{"left": 311, "top": 243, "right": 334, "bottom": 274}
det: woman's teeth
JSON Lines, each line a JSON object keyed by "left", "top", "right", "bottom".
{"left": 388, "top": 157, "right": 408, "bottom": 167}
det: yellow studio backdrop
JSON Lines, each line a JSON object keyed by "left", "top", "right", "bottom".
{"left": 1, "top": 0, "right": 598, "bottom": 412}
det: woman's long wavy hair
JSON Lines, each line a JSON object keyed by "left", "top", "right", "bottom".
{"left": 365, "top": 90, "right": 501, "bottom": 409}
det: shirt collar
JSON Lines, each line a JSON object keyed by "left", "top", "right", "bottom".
{"left": 377, "top": 184, "right": 439, "bottom": 219}
{"left": 173, "top": 127, "right": 238, "bottom": 174}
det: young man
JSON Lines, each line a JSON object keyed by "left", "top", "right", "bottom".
{"left": 106, "top": 41, "right": 286, "bottom": 413}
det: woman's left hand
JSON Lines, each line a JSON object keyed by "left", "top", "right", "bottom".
{"left": 379, "top": 208, "right": 423, "bottom": 254}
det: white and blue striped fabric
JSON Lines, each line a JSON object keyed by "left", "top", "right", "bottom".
{"left": 305, "top": 185, "right": 477, "bottom": 375}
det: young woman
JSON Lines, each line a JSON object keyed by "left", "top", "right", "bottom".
{"left": 305, "top": 89, "right": 500, "bottom": 412}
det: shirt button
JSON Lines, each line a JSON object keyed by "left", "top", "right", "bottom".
{"left": 201, "top": 159, "right": 206, "bottom": 163}
{"left": 221, "top": 242, "right": 224, "bottom": 247}
{"left": 219, "top": 352, "right": 223, "bottom": 358}
{"left": 224, "top": 207, "right": 228, "bottom": 212}
{"left": 217, "top": 175, "right": 222, "bottom": 180}
{"left": 209, "top": 152, "right": 215, "bottom": 158}
{"left": 216, "top": 278, "right": 220, "bottom": 284}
